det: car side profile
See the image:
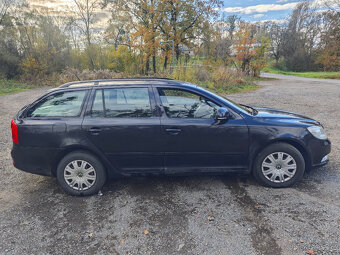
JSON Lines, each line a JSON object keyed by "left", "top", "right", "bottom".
{"left": 11, "top": 79, "right": 331, "bottom": 196}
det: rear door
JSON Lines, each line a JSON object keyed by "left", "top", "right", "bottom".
{"left": 82, "top": 86, "right": 163, "bottom": 173}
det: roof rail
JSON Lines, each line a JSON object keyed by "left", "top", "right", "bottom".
{"left": 59, "top": 78, "right": 179, "bottom": 88}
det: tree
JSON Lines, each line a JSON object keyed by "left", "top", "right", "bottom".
{"left": 234, "top": 22, "right": 256, "bottom": 74}
{"left": 105, "top": 10, "right": 131, "bottom": 50}
{"left": 0, "top": 9, "right": 20, "bottom": 78}
{"left": 250, "top": 36, "right": 270, "bottom": 76}
{"left": 316, "top": 10, "right": 340, "bottom": 71}
{"left": 16, "top": 12, "right": 70, "bottom": 76}
{"left": 266, "top": 22, "right": 284, "bottom": 65}
{"left": 226, "top": 15, "right": 238, "bottom": 40}
{"left": 0, "top": 0, "right": 13, "bottom": 25}
{"left": 72, "top": 0, "right": 100, "bottom": 69}
{"left": 104, "top": 0, "right": 163, "bottom": 74}
{"left": 233, "top": 22, "right": 269, "bottom": 76}
{"left": 157, "top": 0, "right": 222, "bottom": 61}
{"left": 281, "top": 1, "right": 321, "bottom": 71}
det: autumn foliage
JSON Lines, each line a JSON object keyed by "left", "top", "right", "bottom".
{"left": 234, "top": 22, "right": 269, "bottom": 77}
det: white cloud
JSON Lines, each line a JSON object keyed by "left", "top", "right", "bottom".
{"left": 221, "top": 0, "right": 339, "bottom": 14}
{"left": 252, "top": 19, "right": 289, "bottom": 24}
{"left": 253, "top": 14, "right": 264, "bottom": 18}
{"left": 221, "top": 2, "right": 299, "bottom": 14}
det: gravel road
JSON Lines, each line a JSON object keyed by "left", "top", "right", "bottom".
{"left": 0, "top": 74, "right": 339, "bottom": 255}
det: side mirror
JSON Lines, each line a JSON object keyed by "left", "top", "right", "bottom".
{"left": 216, "top": 107, "right": 230, "bottom": 121}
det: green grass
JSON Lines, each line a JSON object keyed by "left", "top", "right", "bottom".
{"left": 263, "top": 66, "right": 340, "bottom": 80}
{"left": 0, "top": 79, "right": 42, "bottom": 95}
{"left": 222, "top": 83, "right": 260, "bottom": 94}
{"left": 196, "top": 81, "right": 260, "bottom": 95}
{"left": 251, "top": 76, "right": 277, "bottom": 82}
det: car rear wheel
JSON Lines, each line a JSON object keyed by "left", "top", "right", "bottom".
{"left": 57, "top": 151, "right": 106, "bottom": 196}
{"left": 253, "top": 143, "right": 305, "bottom": 188}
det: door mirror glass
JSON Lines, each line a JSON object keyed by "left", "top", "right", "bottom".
{"left": 216, "top": 107, "right": 230, "bottom": 120}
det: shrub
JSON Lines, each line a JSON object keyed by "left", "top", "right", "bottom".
{"left": 170, "top": 64, "right": 254, "bottom": 93}
{"left": 58, "top": 67, "right": 123, "bottom": 85}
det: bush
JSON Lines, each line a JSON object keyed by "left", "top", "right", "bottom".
{"left": 58, "top": 67, "right": 123, "bottom": 85}
{"left": 107, "top": 46, "right": 138, "bottom": 74}
{"left": 170, "top": 64, "right": 254, "bottom": 93}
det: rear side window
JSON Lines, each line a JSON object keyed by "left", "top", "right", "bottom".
{"left": 91, "top": 88, "right": 152, "bottom": 118}
{"left": 27, "top": 90, "right": 87, "bottom": 117}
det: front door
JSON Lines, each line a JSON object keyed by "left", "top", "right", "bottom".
{"left": 82, "top": 86, "right": 162, "bottom": 173}
{"left": 156, "top": 87, "right": 249, "bottom": 173}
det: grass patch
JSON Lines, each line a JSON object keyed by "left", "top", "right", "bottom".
{"left": 252, "top": 76, "right": 277, "bottom": 82}
{"left": 222, "top": 83, "right": 261, "bottom": 94}
{"left": 0, "top": 79, "right": 43, "bottom": 95}
{"left": 263, "top": 66, "right": 340, "bottom": 80}
{"left": 196, "top": 81, "right": 260, "bottom": 95}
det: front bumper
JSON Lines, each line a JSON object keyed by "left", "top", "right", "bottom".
{"left": 309, "top": 139, "right": 331, "bottom": 168}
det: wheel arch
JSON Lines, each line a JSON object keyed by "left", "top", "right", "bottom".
{"left": 251, "top": 138, "right": 312, "bottom": 172}
{"left": 51, "top": 145, "right": 118, "bottom": 178}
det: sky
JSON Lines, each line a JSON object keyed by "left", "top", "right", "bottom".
{"left": 27, "top": 0, "right": 332, "bottom": 25}
{"left": 220, "top": 0, "right": 302, "bottom": 23}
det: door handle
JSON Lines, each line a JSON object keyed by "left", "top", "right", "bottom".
{"left": 166, "top": 128, "right": 182, "bottom": 135}
{"left": 88, "top": 127, "right": 101, "bottom": 135}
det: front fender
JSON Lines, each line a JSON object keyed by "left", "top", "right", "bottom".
{"left": 248, "top": 126, "right": 312, "bottom": 170}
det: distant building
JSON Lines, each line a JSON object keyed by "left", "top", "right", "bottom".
{"left": 179, "top": 44, "right": 195, "bottom": 57}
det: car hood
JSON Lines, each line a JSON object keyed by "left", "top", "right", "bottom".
{"left": 253, "top": 107, "right": 320, "bottom": 126}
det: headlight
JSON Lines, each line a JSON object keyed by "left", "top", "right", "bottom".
{"left": 307, "top": 126, "right": 327, "bottom": 140}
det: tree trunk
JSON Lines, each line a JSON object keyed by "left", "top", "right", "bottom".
{"left": 145, "top": 56, "right": 150, "bottom": 74}
{"left": 164, "top": 55, "right": 168, "bottom": 70}
{"left": 152, "top": 55, "right": 156, "bottom": 73}
{"left": 87, "top": 47, "right": 95, "bottom": 70}
{"left": 175, "top": 44, "right": 180, "bottom": 60}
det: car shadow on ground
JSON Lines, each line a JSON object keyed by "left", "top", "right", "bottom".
{"left": 25, "top": 166, "right": 330, "bottom": 198}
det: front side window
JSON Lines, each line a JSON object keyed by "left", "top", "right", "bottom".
{"left": 27, "top": 90, "right": 87, "bottom": 117}
{"left": 91, "top": 87, "right": 152, "bottom": 118}
{"left": 158, "top": 88, "right": 219, "bottom": 119}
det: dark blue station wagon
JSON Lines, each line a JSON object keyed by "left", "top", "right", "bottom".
{"left": 11, "top": 79, "right": 331, "bottom": 195}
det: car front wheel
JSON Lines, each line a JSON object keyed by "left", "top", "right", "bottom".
{"left": 57, "top": 151, "right": 106, "bottom": 196}
{"left": 253, "top": 143, "right": 305, "bottom": 188}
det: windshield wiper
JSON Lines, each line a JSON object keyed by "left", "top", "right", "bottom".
{"left": 240, "top": 104, "right": 258, "bottom": 115}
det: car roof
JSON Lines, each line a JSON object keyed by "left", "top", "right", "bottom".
{"left": 58, "top": 78, "right": 195, "bottom": 89}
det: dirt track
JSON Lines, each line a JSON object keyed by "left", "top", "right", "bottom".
{"left": 0, "top": 74, "right": 339, "bottom": 255}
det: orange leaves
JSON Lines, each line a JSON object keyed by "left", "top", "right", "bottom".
{"left": 234, "top": 22, "right": 269, "bottom": 76}
{"left": 234, "top": 22, "right": 256, "bottom": 61}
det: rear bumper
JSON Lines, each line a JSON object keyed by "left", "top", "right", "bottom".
{"left": 11, "top": 144, "right": 61, "bottom": 176}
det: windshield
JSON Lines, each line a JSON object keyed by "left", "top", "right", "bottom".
{"left": 196, "top": 87, "right": 255, "bottom": 115}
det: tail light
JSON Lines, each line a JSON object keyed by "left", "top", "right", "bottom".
{"left": 11, "top": 120, "right": 19, "bottom": 143}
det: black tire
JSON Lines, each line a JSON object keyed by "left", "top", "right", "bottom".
{"left": 57, "top": 151, "right": 107, "bottom": 196}
{"left": 253, "top": 143, "right": 305, "bottom": 188}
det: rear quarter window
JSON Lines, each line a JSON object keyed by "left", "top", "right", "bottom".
{"left": 27, "top": 90, "right": 87, "bottom": 117}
